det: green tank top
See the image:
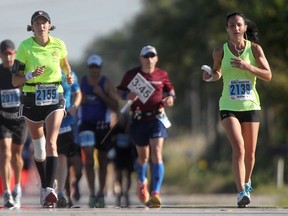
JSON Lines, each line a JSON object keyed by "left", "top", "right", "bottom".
{"left": 219, "top": 40, "right": 261, "bottom": 111}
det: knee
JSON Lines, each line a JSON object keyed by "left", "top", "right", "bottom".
{"left": 33, "top": 136, "right": 46, "bottom": 161}
{"left": 245, "top": 152, "right": 256, "bottom": 162}
{"left": 151, "top": 152, "right": 163, "bottom": 163}
{"left": 137, "top": 155, "right": 149, "bottom": 164}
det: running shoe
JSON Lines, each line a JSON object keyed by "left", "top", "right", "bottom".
{"left": 237, "top": 190, "right": 250, "bottom": 208}
{"left": 116, "top": 194, "right": 121, "bottom": 207}
{"left": 147, "top": 192, "right": 161, "bottom": 208}
{"left": 94, "top": 195, "right": 105, "bottom": 208}
{"left": 72, "top": 182, "right": 81, "bottom": 201}
{"left": 40, "top": 188, "right": 45, "bottom": 207}
{"left": 3, "top": 192, "right": 14, "bottom": 209}
{"left": 245, "top": 182, "right": 253, "bottom": 197}
{"left": 42, "top": 187, "right": 57, "bottom": 207}
{"left": 137, "top": 179, "right": 150, "bottom": 203}
{"left": 12, "top": 190, "right": 21, "bottom": 209}
{"left": 67, "top": 198, "right": 73, "bottom": 208}
{"left": 88, "top": 195, "right": 97, "bottom": 208}
{"left": 124, "top": 192, "right": 130, "bottom": 207}
{"left": 56, "top": 193, "right": 68, "bottom": 208}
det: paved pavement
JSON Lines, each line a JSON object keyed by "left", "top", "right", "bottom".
{"left": 0, "top": 193, "right": 287, "bottom": 216}
{"left": 1, "top": 167, "right": 287, "bottom": 215}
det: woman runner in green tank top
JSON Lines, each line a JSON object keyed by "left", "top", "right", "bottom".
{"left": 202, "top": 12, "right": 272, "bottom": 208}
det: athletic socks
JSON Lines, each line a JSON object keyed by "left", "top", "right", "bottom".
{"left": 135, "top": 161, "right": 148, "bottom": 183}
{"left": 152, "top": 163, "right": 164, "bottom": 193}
{"left": 46, "top": 156, "right": 58, "bottom": 188}
{"left": 35, "top": 159, "right": 47, "bottom": 188}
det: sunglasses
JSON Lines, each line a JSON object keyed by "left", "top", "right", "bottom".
{"left": 88, "top": 64, "right": 101, "bottom": 69}
{"left": 143, "top": 54, "right": 156, "bottom": 59}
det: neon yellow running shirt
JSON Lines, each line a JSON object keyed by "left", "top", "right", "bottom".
{"left": 16, "top": 36, "right": 68, "bottom": 93}
{"left": 219, "top": 41, "right": 261, "bottom": 111}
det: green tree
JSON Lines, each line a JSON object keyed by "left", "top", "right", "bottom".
{"left": 73, "top": 0, "right": 288, "bottom": 188}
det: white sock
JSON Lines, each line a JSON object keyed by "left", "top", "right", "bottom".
{"left": 13, "top": 184, "right": 21, "bottom": 194}
{"left": 4, "top": 189, "right": 11, "bottom": 195}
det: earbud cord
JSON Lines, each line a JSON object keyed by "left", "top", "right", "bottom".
{"left": 230, "top": 41, "right": 244, "bottom": 57}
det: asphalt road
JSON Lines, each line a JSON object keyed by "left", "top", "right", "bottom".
{"left": 1, "top": 167, "right": 286, "bottom": 215}
{"left": 0, "top": 193, "right": 287, "bottom": 216}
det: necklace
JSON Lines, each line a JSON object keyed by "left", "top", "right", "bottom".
{"left": 229, "top": 41, "right": 244, "bottom": 57}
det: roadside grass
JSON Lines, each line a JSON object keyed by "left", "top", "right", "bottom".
{"left": 162, "top": 133, "right": 288, "bottom": 208}
{"left": 163, "top": 133, "right": 235, "bottom": 194}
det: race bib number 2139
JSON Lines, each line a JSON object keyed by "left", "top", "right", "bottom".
{"left": 229, "top": 79, "right": 253, "bottom": 100}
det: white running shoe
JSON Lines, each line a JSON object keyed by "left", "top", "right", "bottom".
{"left": 40, "top": 188, "right": 46, "bottom": 207}
{"left": 44, "top": 187, "right": 58, "bottom": 207}
{"left": 3, "top": 192, "right": 14, "bottom": 209}
{"left": 12, "top": 190, "right": 21, "bottom": 209}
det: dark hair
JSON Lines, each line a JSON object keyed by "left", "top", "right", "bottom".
{"left": 226, "top": 12, "right": 259, "bottom": 42}
{"left": 27, "top": 25, "right": 56, "bottom": 32}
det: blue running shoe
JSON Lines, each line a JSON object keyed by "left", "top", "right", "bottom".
{"left": 245, "top": 182, "right": 253, "bottom": 197}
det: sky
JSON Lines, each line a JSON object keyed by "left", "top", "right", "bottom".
{"left": 0, "top": 0, "right": 143, "bottom": 62}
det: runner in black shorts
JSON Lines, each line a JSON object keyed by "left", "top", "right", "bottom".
{"left": 79, "top": 54, "right": 119, "bottom": 208}
{"left": 202, "top": 12, "right": 272, "bottom": 207}
{"left": 220, "top": 110, "right": 260, "bottom": 123}
{"left": 0, "top": 39, "right": 28, "bottom": 209}
{"left": 11, "top": 10, "right": 74, "bottom": 208}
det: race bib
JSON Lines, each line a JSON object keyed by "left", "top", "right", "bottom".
{"left": 59, "top": 125, "right": 72, "bottom": 135}
{"left": 229, "top": 79, "right": 253, "bottom": 100}
{"left": 115, "top": 133, "right": 130, "bottom": 148}
{"left": 79, "top": 131, "right": 95, "bottom": 147}
{"left": 35, "top": 84, "right": 59, "bottom": 106}
{"left": 0, "top": 89, "right": 21, "bottom": 108}
{"left": 127, "top": 73, "right": 155, "bottom": 103}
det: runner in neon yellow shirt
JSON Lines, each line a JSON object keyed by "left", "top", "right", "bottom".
{"left": 11, "top": 10, "right": 74, "bottom": 208}
{"left": 202, "top": 12, "right": 272, "bottom": 208}
{"left": 16, "top": 35, "right": 68, "bottom": 93}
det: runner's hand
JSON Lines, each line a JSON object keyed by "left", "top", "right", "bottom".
{"left": 66, "top": 72, "right": 74, "bottom": 85}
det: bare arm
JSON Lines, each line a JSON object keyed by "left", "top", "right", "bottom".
{"left": 202, "top": 46, "right": 223, "bottom": 82}
{"left": 211, "top": 46, "right": 223, "bottom": 81}
{"left": 12, "top": 73, "right": 26, "bottom": 87}
{"left": 67, "top": 89, "right": 82, "bottom": 116}
{"left": 163, "top": 89, "right": 175, "bottom": 107}
{"left": 12, "top": 65, "right": 45, "bottom": 87}
{"left": 60, "top": 56, "right": 74, "bottom": 85}
{"left": 72, "top": 89, "right": 82, "bottom": 108}
{"left": 230, "top": 43, "right": 272, "bottom": 81}
{"left": 94, "top": 78, "right": 119, "bottom": 112}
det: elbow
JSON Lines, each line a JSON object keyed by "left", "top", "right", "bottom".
{"left": 11, "top": 80, "right": 19, "bottom": 87}
{"left": 265, "top": 72, "right": 272, "bottom": 82}
{"left": 268, "top": 73, "right": 272, "bottom": 82}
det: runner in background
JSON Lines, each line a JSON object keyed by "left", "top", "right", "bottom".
{"left": 56, "top": 71, "right": 82, "bottom": 208}
{"left": 117, "top": 45, "right": 175, "bottom": 208}
{"left": 108, "top": 111, "right": 137, "bottom": 207}
{"left": 0, "top": 39, "right": 28, "bottom": 209}
{"left": 11, "top": 10, "right": 74, "bottom": 208}
{"left": 79, "top": 54, "right": 118, "bottom": 208}
{"left": 65, "top": 107, "right": 82, "bottom": 206}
